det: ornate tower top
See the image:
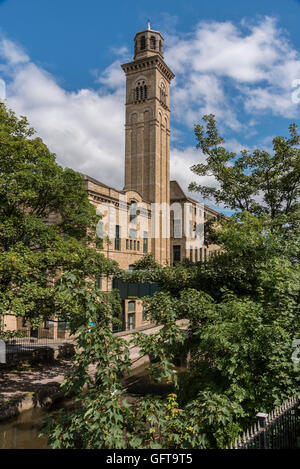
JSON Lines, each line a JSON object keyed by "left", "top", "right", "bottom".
{"left": 134, "top": 23, "right": 164, "bottom": 60}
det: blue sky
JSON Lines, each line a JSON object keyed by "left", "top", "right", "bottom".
{"left": 1, "top": 0, "right": 300, "bottom": 213}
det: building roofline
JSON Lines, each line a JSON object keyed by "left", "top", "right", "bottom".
{"left": 134, "top": 30, "right": 164, "bottom": 40}
{"left": 170, "top": 180, "right": 225, "bottom": 217}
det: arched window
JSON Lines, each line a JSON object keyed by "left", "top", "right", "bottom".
{"left": 135, "top": 81, "right": 147, "bottom": 101}
{"left": 129, "top": 201, "right": 137, "bottom": 223}
{"left": 150, "top": 36, "right": 156, "bottom": 49}
{"left": 140, "top": 36, "right": 146, "bottom": 50}
{"left": 160, "top": 82, "right": 167, "bottom": 105}
{"left": 128, "top": 301, "right": 135, "bottom": 312}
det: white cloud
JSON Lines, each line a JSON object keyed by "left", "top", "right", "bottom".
{"left": 170, "top": 146, "right": 218, "bottom": 198}
{"left": 166, "top": 16, "right": 300, "bottom": 122}
{"left": 1, "top": 15, "right": 300, "bottom": 203}
{"left": 0, "top": 38, "right": 29, "bottom": 64}
{"left": 1, "top": 41, "right": 125, "bottom": 189}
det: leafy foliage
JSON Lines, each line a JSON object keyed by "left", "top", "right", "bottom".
{"left": 189, "top": 114, "right": 300, "bottom": 218}
{"left": 0, "top": 102, "right": 119, "bottom": 334}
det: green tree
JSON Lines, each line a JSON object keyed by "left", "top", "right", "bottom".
{"left": 189, "top": 114, "right": 300, "bottom": 218}
{"left": 0, "top": 102, "right": 119, "bottom": 333}
{"left": 43, "top": 113, "right": 299, "bottom": 449}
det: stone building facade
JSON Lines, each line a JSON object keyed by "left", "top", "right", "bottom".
{"left": 1, "top": 25, "right": 223, "bottom": 337}
{"left": 81, "top": 25, "right": 222, "bottom": 331}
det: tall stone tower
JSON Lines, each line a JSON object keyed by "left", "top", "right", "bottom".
{"left": 121, "top": 24, "right": 175, "bottom": 264}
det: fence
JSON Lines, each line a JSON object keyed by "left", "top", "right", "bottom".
{"left": 230, "top": 395, "right": 299, "bottom": 449}
{"left": 1, "top": 323, "right": 74, "bottom": 364}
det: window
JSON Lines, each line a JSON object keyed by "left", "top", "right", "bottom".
{"left": 143, "top": 231, "right": 148, "bottom": 253}
{"left": 204, "top": 248, "right": 207, "bottom": 262}
{"left": 126, "top": 239, "right": 129, "bottom": 250}
{"left": 160, "top": 82, "right": 167, "bottom": 105}
{"left": 58, "top": 321, "right": 70, "bottom": 331}
{"left": 134, "top": 240, "right": 136, "bottom": 250}
{"left": 195, "top": 248, "right": 198, "bottom": 262}
{"left": 115, "top": 225, "right": 121, "bottom": 251}
{"left": 140, "top": 36, "right": 146, "bottom": 50}
{"left": 129, "top": 201, "right": 137, "bottom": 223}
{"left": 173, "top": 245, "right": 181, "bottom": 263}
{"left": 128, "top": 265, "right": 135, "bottom": 272}
{"left": 173, "top": 219, "right": 181, "bottom": 238}
{"left": 95, "top": 275, "right": 102, "bottom": 290}
{"left": 190, "top": 248, "right": 193, "bottom": 262}
{"left": 137, "top": 241, "right": 140, "bottom": 251}
{"left": 135, "top": 83, "right": 147, "bottom": 102}
{"left": 150, "top": 36, "right": 156, "bottom": 49}
{"left": 128, "top": 301, "right": 136, "bottom": 312}
{"left": 128, "top": 313, "right": 135, "bottom": 330}
{"left": 189, "top": 220, "right": 193, "bottom": 238}
{"left": 200, "top": 248, "right": 203, "bottom": 263}
{"left": 130, "top": 239, "right": 133, "bottom": 250}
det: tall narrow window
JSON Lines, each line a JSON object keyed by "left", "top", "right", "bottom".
{"left": 140, "top": 36, "right": 146, "bottom": 50}
{"left": 129, "top": 202, "right": 137, "bottom": 224}
{"left": 190, "top": 248, "right": 193, "bottom": 262}
{"left": 160, "top": 83, "right": 166, "bottom": 105}
{"left": 115, "top": 225, "right": 121, "bottom": 251}
{"left": 173, "top": 219, "right": 181, "bottom": 238}
{"left": 95, "top": 276, "right": 102, "bottom": 290}
{"left": 143, "top": 231, "right": 148, "bottom": 253}
{"left": 173, "top": 245, "right": 181, "bottom": 263}
{"left": 150, "top": 36, "right": 156, "bottom": 49}
{"left": 189, "top": 220, "right": 193, "bottom": 238}
{"left": 135, "top": 87, "right": 139, "bottom": 101}
{"left": 195, "top": 248, "right": 198, "bottom": 262}
{"left": 144, "top": 85, "right": 147, "bottom": 99}
{"left": 128, "top": 313, "right": 135, "bottom": 330}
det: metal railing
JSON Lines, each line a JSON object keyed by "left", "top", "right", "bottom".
{"left": 1, "top": 326, "right": 73, "bottom": 364}
{"left": 230, "top": 395, "right": 299, "bottom": 449}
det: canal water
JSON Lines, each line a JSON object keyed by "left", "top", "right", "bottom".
{"left": 0, "top": 407, "right": 50, "bottom": 449}
{"left": 0, "top": 362, "right": 185, "bottom": 449}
